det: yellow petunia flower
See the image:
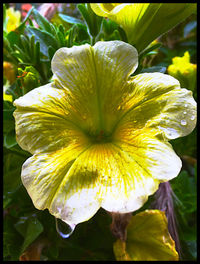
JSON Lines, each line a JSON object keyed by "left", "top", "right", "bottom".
{"left": 5, "top": 7, "right": 21, "bottom": 33}
{"left": 168, "top": 51, "right": 197, "bottom": 92}
{"left": 13, "top": 41, "right": 196, "bottom": 227}
{"left": 90, "top": 3, "right": 196, "bottom": 52}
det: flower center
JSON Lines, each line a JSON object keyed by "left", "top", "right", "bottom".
{"left": 89, "top": 130, "right": 112, "bottom": 144}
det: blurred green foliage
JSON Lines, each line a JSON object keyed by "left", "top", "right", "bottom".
{"left": 3, "top": 3, "right": 196, "bottom": 261}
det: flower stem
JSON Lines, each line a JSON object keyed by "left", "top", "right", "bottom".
{"left": 91, "top": 36, "right": 96, "bottom": 46}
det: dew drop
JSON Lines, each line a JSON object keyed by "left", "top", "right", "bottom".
{"left": 181, "top": 120, "right": 187, "bottom": 126}
{"left": 183, "top": 111, "right": 187, "bottom": 115}
{"left": 55, "top": 218, "right": 76, "bottom": 239}
{"left": 184, "top": 104, "right": 188, "bottom": 107}
{"left": 190, "top": 115, "right": 195, "bottom": 121}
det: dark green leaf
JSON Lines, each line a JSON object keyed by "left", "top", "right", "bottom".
{"left": 185, "top": 241, "right": 197, "bottom": 259}
{"left": 3, "top": 101, "right": 15, "bottom": 133}
{"left": 35, "top": 41, "right": 41, "bottom": 64}
{"left": 48, "top": 46, "right": 56, "bottom": 60}
{"left": 15, "top": 217, "right": 44, "bottom": 253}
{"left": 4, "top": 216, "right": 23, "bottom": 260}
{"left": 20, "top": 35, "right": 30, "bottom": 55}
{"left": 57, "top": 31, "right": 66, "bottom": 46}
{"left": 117, "top": 26, "right": 128, "bottom": 43}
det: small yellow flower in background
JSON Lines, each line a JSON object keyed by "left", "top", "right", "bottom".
{"left": 113, "top": 210, "right": 179, "bottom": 261}
{"left": 5, "top": 7, "right": 21, "bottom": 33}
{"left": 3, "top": 61, "right": 16, "bottom": 84}
{"left": 168, "top": 51, "right": 197, "bottom": 92}
{"left": 90, "top": 3, "right": 196, "bottom": 52}
{"left": 3, "top": 93, "right": 13, "bottom": 102}
{"left": 13, "top": 41, "right": 196, "bottom": 227}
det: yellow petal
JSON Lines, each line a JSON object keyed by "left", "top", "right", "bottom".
{"left": 22, "top": 140, "right": 173, "bottom": 225}
{"left": 98, "top": 142, "right": 160, "bottom": 213}
{"left": 112, "top": 73, "right": 196, "bottom": 140}
{"left": 113, "top": 210, "right": 179, "bottom": 261}
{"left": 99, "top": 132, "right": 181, "bottom": 212}
{"left": 13, "top": 82, "right": 90, "bottom": 154}
{"left": 21, "top": 143, "right": 101, "bottom": 226}
{"left": 51, "top": 41, "right": 138, "bottom": 134}
{"left": 90, "top": 3, "right": 121, "bottom": 16}
{"left": 113, "top": 129, "right": 182, "bottom": 181}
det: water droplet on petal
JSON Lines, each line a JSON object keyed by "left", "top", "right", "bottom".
{"left": 184, "top": 104, "right": 188, "bottom": 107}
{"left": 183, "top": 111, "right": 187, "bottom": 115}
{"left": 55, "top": 218, "right": 76, "bottom": 239}
{"left": 181, "top": 120, "right": 187, "bottom": 126}
{"left": 190, "top": 115, "right": 195, "bottom": 121}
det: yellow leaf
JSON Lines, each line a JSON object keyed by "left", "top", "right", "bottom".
{"left": 113, "top": 210, "right": 179, "bottom": 261}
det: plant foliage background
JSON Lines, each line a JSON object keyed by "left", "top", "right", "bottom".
{"left": 3, "top": 3, "right": 197, "bottom": 261}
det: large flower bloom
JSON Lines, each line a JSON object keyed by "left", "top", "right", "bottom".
{"left": 13, "top": 41, "right": 196, "bottom": 226}
{"left": 90, "top": 3, "right": 196, "bottom": 52}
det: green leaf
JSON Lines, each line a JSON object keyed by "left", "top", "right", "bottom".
{"left": 3, "top": 4, "right": 6, "bottom": 30}
{"left": 102, "top": 18, "right": 118, "bottom": 36}
{"left": 31, "top": 8, "right": 52, "bottom": 33}
{"left": 4, "top": 130, "right": 17, "bottom": 148}
{"left": 26, "top": 26, "right": 58, "bottom": 57}
{"left": 56, "top": 31, "right": 66, "bottom": 47}
{"left": 59, "top": 13, "right": 84, "bottom": 25}
{"left": 139, "top": 43, "right": 162, "bottom": 57}
{"left": 3, "top": 101, "right": 15, "bottom": 133}
{"left": 4, "top": 216, "right": 23, "bottom": 260}
{"left": 13, "top": 44, "right": 31, "bottom": 62}
{"left": 78, "top": 3, "right": 102, "bottom": 39}
{"left": 48, "top": 46, "right": 56, "bottom": 60}
{"left": 15, "top": 217, "right": 44, "bottom": 253}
